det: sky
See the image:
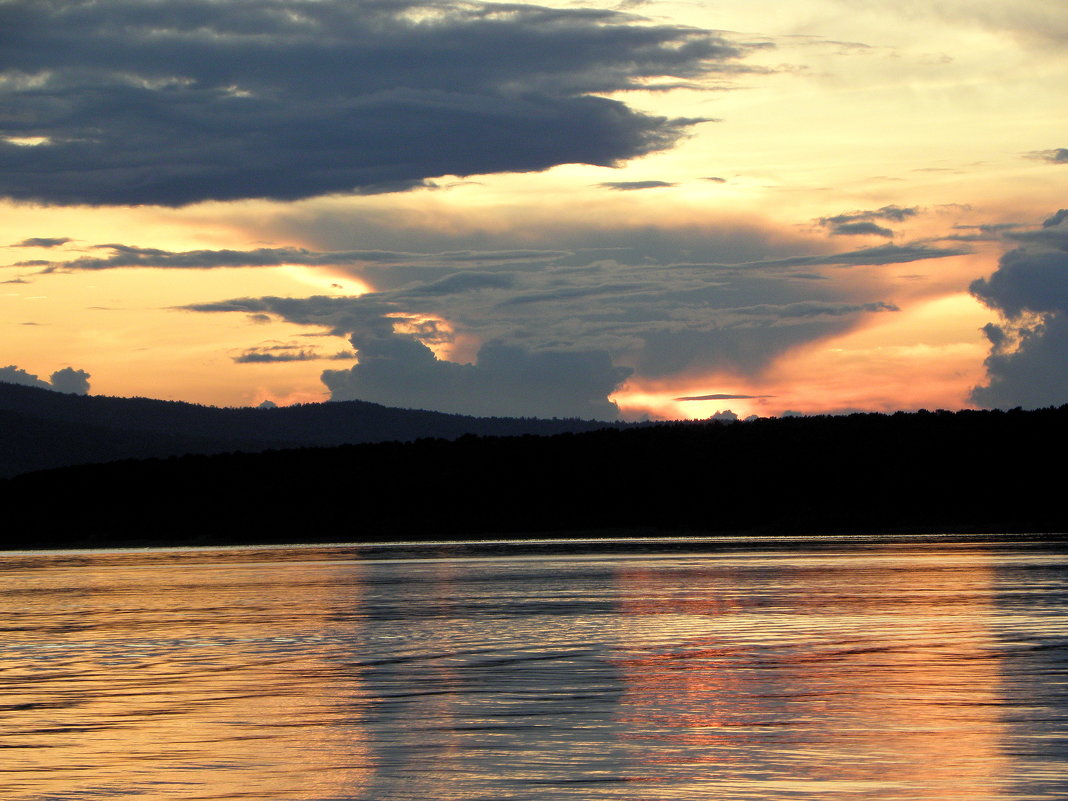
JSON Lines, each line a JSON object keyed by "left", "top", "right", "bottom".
{"left": 1, "top": 0, "right": 1066, "bottom": 420}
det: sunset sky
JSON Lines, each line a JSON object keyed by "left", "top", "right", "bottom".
{"left": 2, "top": 0, "right": 1066, "bottom": 420}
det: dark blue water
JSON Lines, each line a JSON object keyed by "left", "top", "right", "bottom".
{"left": 2, "top": 536, "right": 1066, "bottom": 799}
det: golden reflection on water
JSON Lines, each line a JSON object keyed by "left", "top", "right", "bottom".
{"left": 0, "top": 554, "right": 375, "bottom": 800}
{"left": 0, "top": 542, "right": 1060, "bottom": 800}
{"left": 612, "top": 547, "right": 1010, "bottom": 799}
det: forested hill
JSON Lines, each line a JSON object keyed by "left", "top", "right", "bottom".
{"left": 5, "top": 405, "right": 1066, "bottom": 548}
{"left": 0, "top": 382, "right": 625, "bottom": 476}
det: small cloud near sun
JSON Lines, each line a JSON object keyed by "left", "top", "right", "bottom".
{"left": 676, "top": 393, "right": 776, "bottom": 401}
{"left": 598, "top": 180, "right": 677, "bottom": 191}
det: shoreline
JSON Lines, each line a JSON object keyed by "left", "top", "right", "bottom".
{"left": 3, "top": 530, "right": 1064, "bottom": 560}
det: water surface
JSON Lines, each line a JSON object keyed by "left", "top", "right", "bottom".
{"left": 2, "top": 536, "right": 1066, "bottom": 800}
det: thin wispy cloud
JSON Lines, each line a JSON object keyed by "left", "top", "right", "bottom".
{"left": 675, "top": 393, "right": 775, "bottom": 401}
{"left": 598, "top": 181, "right": 678, "bottom": 191}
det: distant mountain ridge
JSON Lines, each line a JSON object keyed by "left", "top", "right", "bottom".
{"left": 0, "top": 382, "right": 625, "bottom": 477}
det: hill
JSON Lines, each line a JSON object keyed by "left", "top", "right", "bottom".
{"left": 0, "top": 382, "right": 624, "bottom": 477}
{"left": 4, "top": 405, "right": 1066, "bottom": 548}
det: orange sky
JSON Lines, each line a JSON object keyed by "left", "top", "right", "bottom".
{"left": 2, "top": 0, "right": 1066, "bottom": 419}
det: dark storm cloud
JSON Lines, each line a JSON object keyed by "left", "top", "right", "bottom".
{"left": 11, "top": 237, "right": 72, "bottom": 248}
{"left": 970, "top": 210, "right": 1068, "bottom": 409}
{"left": 0, "top": 0, "right": 756, "bottom": 207}
{"left": 598, "top": 181, "right": 677, "bottom": 191}
{"left": 1027, "top": 149, "right": 1068, "bottom": 164}
{"left": 0, "top": 365, "right": 90, "bottom": 394}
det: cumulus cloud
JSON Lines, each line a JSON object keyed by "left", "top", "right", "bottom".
{"left": 322, "top": 335, "right": 631, "bottom": 419}
{"left": 970, "top": 210, "right": 1068, "bottom": 409}
{"left": 0, "top": 0, "right": 758, "bottom": 206}
{"left": 0, "top": 365, "right": 91, "bottom": 394}
{"left": 49, "top": 367, "right": 92, "bottom": 394}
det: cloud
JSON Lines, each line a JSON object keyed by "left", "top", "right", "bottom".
{"left": 943, "top": 222, "right": 1024, "bottom": 243}
{"left": 835, "top": 1, "right": 1068, "bottom": 48}
{"left": 170, "top": 213, "right": 962, "bottom": 415}
{"left": 21, "top": 244, "right": 570, "bottom": 273}
{"left": 598, "top": 180, "right": 677, "bottom": 191}
{"left": 49, "top": 367, "right": 92, "bottom": 395}
{"left": 1, "top": 0, "right": 757, "bottom": 207}
{"left": 1027, "top": 148, "right": 1068, "bottom": 164}
{"left": 970, "top": 210, "right": 1068, "bottom": 408}
{"left": 675, "top": 393, "right": 775, "bottom": 401}
{"left": 11, "top": 237, "right": 72, "bottom": 248}
{"left": 817, "top": 205, "right": 919, "bottom": 237}
{"left": 182, "top": 244, "right": 909, "bottom": 398}
{"left": 0, "top": 365, "right": 90, "bottom": 394}
{"left": 740, "top": 242, "right": 967, "bottom": 269}
{"left": 1042, "top": 210, "right": 1068, "bottom": 229}
{"left": 828, "top": 221, "right": 894, "bottom": 237}
{"left": 726, "top": 301, "right": 899, "bottom": 318}
{"left": 53, "top": 236, "right": 963, "bottom": 278}
{"left": 323, "top": 335, "right": 631, "bottom": 419}
{"left": 233, "top": 344, "right": 356, "bottom": 364}
{"left": 819, "top": 206, "right": 920, "bottom": 225}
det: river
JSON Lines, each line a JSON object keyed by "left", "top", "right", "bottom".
{"left": 2, "top": 536, "right": 1066, "bottom": 799}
